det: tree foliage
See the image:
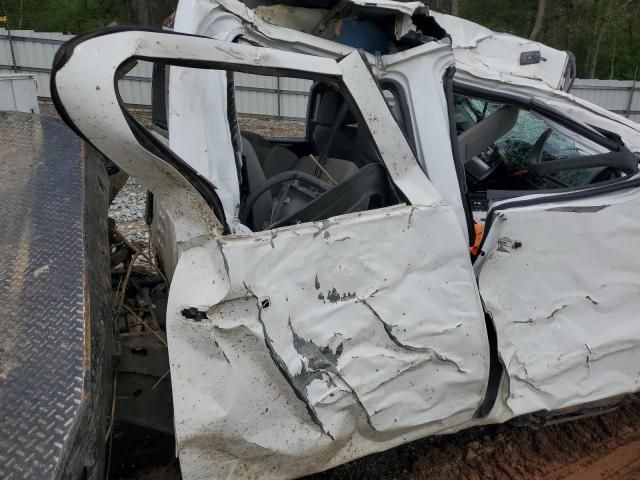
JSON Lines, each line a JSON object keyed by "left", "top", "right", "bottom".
{"left": 0, "top": 0, "right": 175, "bottom": 33}
{"left": 3, "top": 0, "right": 640, "bottom": 79}
{"left": 437, "top": 0, "right": 640, "bottom": 79}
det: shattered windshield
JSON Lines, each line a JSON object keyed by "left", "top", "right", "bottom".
{"left": 455, "top": 94, "right": 621, "bottom": 195}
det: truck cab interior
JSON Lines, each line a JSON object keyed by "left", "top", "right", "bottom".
{"left": 236, "top": 81, "right": 401, "bottom": 231}
{"left": 150, "top": 65, "right": 404, "bottom": 233}
{"left": 452, "top": 91, "right": 639, "bottom": 212}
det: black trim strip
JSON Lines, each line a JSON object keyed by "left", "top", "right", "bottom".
{"left": 473, "top": 310, "right": 504, "bottom": 418}
{"left": 530, "top": 150, "right": 638, "bottom": 176}
{"left": 444, "top": 67, "right": 476, "bottom": 245}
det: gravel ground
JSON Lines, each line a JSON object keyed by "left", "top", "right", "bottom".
{"left": 109, "top": 177, "right": 149, "bottom": 245}
{"left": 239, "top": 115, "right": 306, "bottom": 138}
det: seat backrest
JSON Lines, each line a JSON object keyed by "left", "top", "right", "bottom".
{"left": 241, "top": 136, "right": 272, "bottom": 230}
{"left": 310, "top": 89, "right": 357, "bottom": 160}
{"left": 271, "top": 164, "right": 387, "bottom": 229}
{"left": 272, "top": 156, "right": 360, "bottom": 222}
{"left": 294, "top": 156, "right": 359, "bottom": 185}
{"left": 241, "top": 131, "right": 299, "bottom": 178}
{"left": 312, "top": 126, "right": 357, "bottom": 160}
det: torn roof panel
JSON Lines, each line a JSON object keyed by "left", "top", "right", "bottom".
{"left": 430, "top": 11, "right": 571, "bottom": 90}
{"left": 347, "top": 0, "right": 427, "bottom": 15}
{"left": 241, "top": 0, "right": 442, "bottom": 55}
{"left": 243, "top": 0, "right": 426, "bottom": 16}
{"left": 227, "top": 1, "right": 572, "bottom": 90}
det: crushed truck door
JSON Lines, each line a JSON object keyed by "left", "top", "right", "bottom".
{"left": 475, "top": 133, "right": 640, "bottom": 418}
{"left": 52, "top": 29, "right": 491, "bottom": 479}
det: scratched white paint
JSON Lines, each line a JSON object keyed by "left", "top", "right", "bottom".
{"left": 52, "top": 4, "right": 640, "bottom": 479}
{"left": 169, "top": 204, "right": 489, "bottom": 479}
{"left": 52, "top": 28, "right": 341, "bottom": 275}
{"left": 52, "top": 30, "right": 225, "bottom": 280}
{"left": 430, "top": 11, "right": 571, "bottom": 91}
{"left": 478, "top": 186, "right": 640, "bottom": 416}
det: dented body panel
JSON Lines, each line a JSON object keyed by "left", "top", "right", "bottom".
{"left": 430, "top": 12, "right": 572, "bottom": 91}
{"left": 50, "top": 1, "right": 640, "bottom": 478}
{"left": 478, "top": 185, "right": 640, "bottom": 417}
{"left": 170, "top": 205, "right": 489, "bottom": 479}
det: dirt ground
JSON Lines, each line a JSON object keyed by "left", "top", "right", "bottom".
{"left": 306, "top": 397, "right": 640, "bottom": 480}
{"left": 111, "top": 396, "right": 640, "bottom": 480}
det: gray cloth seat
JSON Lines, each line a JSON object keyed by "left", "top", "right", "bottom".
{"left": 240, "top": 133, "right": 361, "bottom": 229}
{"left": 294, "top": 155, "right": 359, "bottom": 184}
{"left": 273, "top": 155, "right": 361, "bottom": 221}
{"left": 312, "top": 124, "right": 357, "bottom": 160}
{"left": 242, "top": 131, "right": 299, "bottom": 178}
{"left": 310, "top": 88, "right": 357, "bottom": 161}
{"left": 240, "top": 136, "right": 273, "bottom": 229}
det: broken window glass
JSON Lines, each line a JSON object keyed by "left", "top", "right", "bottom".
{"left": 454, "top": 94, "right": 628, "bottom": 200}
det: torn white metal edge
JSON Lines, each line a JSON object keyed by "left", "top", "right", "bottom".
{"left": 338, "top": 50, "right": 442, "bottom": 205}
{"left": 52, "top": 30, "right": 225, "bottom": 272}
{"left": 430, "top": 11, "right": 570, "bottom": 91}
{"left": 478, "top": 186, "right": 640, "bottom": 417}
{"left": 177, "top": 0, "right": 430, "bottom": 64}
{"left": 348, "top": 0, "right": 426, "bottom": 16}
{"left": 56, "top": 28, "right": 342, "bottom": 275}
{"left": 196, "top": 0, "right": 639, "bottom": 151}
{"left": 211, "top": 0, "right": 363, "bottom": 58}
{"left": 376, "top": 40, "right": 472, "bottom": 239}
{"left": 168, "top": 203, "right": 490, "bottom": 480}
{"left": 209, "top": 0, "right": 570, "bottom": 93}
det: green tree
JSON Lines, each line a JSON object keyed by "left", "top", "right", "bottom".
{"left": 5, "top": 0, "right": 640, "bottom": 79}
{"left": 1, "top": 0, "right": 176, "bottom": 34}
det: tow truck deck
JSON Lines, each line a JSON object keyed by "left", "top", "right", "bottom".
{"left": 0, "top": 112, "right": 111, "bottom": 480}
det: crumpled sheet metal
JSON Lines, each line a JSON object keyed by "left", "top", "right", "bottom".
{"left": 430, "top": 11, "right": 570, "bottom": 91}
{"left": 479, "top": 187, "right": 640, "bottom": 417}
{"left": 168, "top": 204, "right": 490, "bottom": 479}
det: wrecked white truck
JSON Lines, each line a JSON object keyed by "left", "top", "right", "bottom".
{"left": 47, "top": 0, "right": 640, "bottom": 478}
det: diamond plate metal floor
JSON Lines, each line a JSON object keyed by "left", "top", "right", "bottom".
{"left": 0, "top": 112, "right": 111, "bottom": 480}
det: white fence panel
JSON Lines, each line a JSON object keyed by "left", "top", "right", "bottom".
{"left": 3, "top": 29, "right": 640, "bottom": 122}
{"left": 570, "top": 79, "right": 640, "bottom": 123}
{"left": 0, "top": 74, "right": 39, "bottom": 113}
{"left": 234, "top": 73, "right": 311, "bottom": 118}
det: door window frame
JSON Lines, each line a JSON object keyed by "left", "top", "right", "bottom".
{"left": 452, "top": 82, "right": 640, "bottom": 258}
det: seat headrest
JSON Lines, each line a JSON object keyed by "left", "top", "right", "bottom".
{"left": 313, "top": 89, "right": 356, "bottom": 126}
